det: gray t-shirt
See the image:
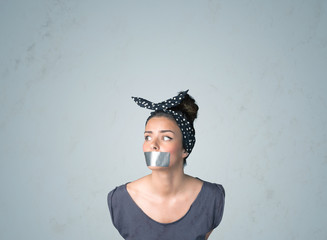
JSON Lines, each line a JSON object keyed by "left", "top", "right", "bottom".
{"left": 107, "top": 179, "right": 225, "bottom": 240}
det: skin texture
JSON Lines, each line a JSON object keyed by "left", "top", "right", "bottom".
{"left": 126, "top": 116, "right": 214, "bottom": 239}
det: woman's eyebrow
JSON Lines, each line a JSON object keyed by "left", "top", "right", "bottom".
{"left": 144, "top": 130, "right": 175, "bottom": 134}
{"left": 160, "top": 130, "right": 175, "bottom": 134}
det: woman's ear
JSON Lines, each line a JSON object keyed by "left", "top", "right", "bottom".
{"left": 182, "top": 149, "right": 189, "bottom": 159}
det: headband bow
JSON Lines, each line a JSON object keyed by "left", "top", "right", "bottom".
{"left": 132, "top": 90, "right": 189, "bottom": 111}
{"left": 132, "top": 90, "right": 196, "bottom": 154}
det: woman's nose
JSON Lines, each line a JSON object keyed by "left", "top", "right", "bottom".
{"left": 151, "top": 139, "right": 159, "bottom": 151}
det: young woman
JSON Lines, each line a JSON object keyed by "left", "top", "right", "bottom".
{"left": 107, "top": 90, "right": 225, "bottom": 240}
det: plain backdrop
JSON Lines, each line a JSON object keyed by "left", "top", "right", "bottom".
{"left": 1, "top": 0, "right": 327, "bottom": 239}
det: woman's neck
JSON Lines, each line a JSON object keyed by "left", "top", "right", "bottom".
{"left": 149, "top": 167, "right": 188, "bottom": 197}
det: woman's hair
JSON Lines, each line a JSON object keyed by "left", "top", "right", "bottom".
{"left": 169, "top": 93, "right": 198, "bottom": 128}
{"left": 146, "top": 92, "right": 199, "bottom": 165}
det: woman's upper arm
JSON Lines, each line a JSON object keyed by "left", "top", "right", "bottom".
{"left": 205, "top": 230, "right": 213, "bottom": 240}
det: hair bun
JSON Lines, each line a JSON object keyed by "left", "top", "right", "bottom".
{"left": 170, "top": 91, "right": 199, "bottom": 126}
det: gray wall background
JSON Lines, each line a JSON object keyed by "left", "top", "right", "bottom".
{"left": 1, "top": 0, "right": 326, "bottom": 239}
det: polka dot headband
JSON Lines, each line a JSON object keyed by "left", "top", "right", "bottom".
{"left": 132, "top": 90, "right": 196, "bottom": 154}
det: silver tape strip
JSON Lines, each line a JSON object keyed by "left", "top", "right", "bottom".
{"left": 144, "top": 152, "right": 170, "bottom": 167}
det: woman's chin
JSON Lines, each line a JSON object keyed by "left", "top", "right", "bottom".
{"left": 147, "top": 166, "right": 170, "bottom": 171}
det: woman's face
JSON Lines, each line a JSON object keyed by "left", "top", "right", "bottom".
{"left": 143, "top": 116, "right": 188, "bottom": 168}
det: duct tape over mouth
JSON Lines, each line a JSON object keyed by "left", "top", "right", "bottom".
{"left": 144, "top": 152, "right": 170, "bottom": 167}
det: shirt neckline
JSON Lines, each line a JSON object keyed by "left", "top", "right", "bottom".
{"left": 123, "top": 178, "right": 206, "bottom": 226}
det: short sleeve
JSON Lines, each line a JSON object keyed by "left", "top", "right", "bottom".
{"left": 212, "top": 184, "right": 225, "bottom": 229}
{"left": 107, "top": 187, "right": 118, "bottom": 228}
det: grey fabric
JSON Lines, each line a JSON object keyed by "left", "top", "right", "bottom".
{"left": 107, "top": 179, "right": 225, "bottom": 240}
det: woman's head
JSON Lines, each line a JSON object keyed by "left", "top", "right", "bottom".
{"left": 145, "top": 92, "right": 199, "bottom": 166}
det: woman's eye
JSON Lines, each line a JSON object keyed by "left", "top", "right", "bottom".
{"left": 145, "top": 136, "right": 152, "bottom": 141}
{"left": 163, "top": 136, "right": 172, "bottom": 141}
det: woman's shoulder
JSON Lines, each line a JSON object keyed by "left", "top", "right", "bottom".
{"left": 108, "top": 175, "right": 149, "bottom": 196}
{"left": 107, "top": 183, "right": 128, "bottom": 203}
{"left": 125, "top": 175, "right": 150, "bottom": 195}
{"left": 184, "top": 175, "right": 204, "bottom": 193}
{"left": 198, "top": 177, "right": 225, "bottom": 198}
{"left": 195, "top": 178, "right": 225, "bottom": 226}
{"left": 200, "top": 179, "right": 225, "bottom": 229}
